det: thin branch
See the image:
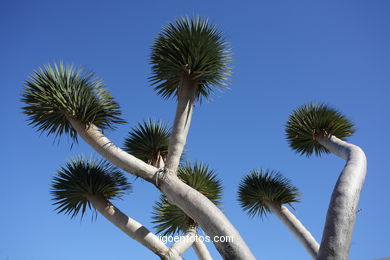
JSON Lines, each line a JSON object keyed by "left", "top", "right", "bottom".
{"left": 169, "top": 226, "right": 197, "bottom": 256}
{"left": 193, "top": 232, "right": 213, "bottom": 260}
{"left": 87, "top": 195, "right": 181, "bottom": 259}
{"left": 266, "top": 201, "right": 319, "bottom": 259}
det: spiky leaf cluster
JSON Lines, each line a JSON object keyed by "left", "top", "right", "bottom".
{"left": 21, "top": 63, "right": 125, "bottom": 141}
{"left": 178, "top": 162, "right": 222, "bottom": 205}
{"left": 150, "top": 16, "right": 231, "bottom": 101}
{"left": 285, "top": 103, "right": 355, "bottom": 156}
{"left": 123, "top": 119, "right": 170, "bottom": 166}
{"left": 51, "top": 156, "right": 131, "bottom": 218}
{"left": 238, "top": 169, "right": 300, "bottom": 218}
{"left": 152, "top": 162, "right": 222, "bottom": 235}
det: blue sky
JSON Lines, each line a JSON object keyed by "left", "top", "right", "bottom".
{"left": 1, "top": 0, "right": 389, "bottom": 259}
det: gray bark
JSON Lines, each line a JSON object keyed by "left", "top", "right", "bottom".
{"left": 68, "top": 118, "right": 255, "bottom": 260}
{"left": 87, "top": 195, "right": 181, "bottom": 260}
{"left": 317, "top": 135, "right": 367, "bottom": 260}
{"left": 266, "top": 201, "right": 319, "bottom": 259}
{"left": 169, "top": 227, "right": 197, "bottom": 256}
{"left": 68, "top": 118, "right": 156, "bottom": 183}
{"left": 159, "top": 174, "right": 255, "bottom": 260}
{"left": 165, "top": 79, "right": 197, "bottom": 173}
{"left": 193, "top": 235, "right": 213, "bottom": 260}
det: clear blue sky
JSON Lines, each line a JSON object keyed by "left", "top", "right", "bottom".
{"left": 1, "top": 0, "right": 389, "bottom": 259}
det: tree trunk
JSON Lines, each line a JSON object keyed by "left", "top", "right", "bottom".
{"left": 69, "top": 118, "right": 255, "bottom": 260}
{"left": 165, "top": 78, "right": 197, "bottom": 174}
{"left": 87, "top": 195, "right": 181, "bottom": 260}
{"left": 265, "top": 201, "right": 319, "bottom": 259}
{"left": 193, "top": 235, "right": 213, "bottom": 260}
{"left": 317, "top": 135, "right": 367, "bottom": 260}
{"left": 159, "top": 174, "right": 255, "bottom": 260}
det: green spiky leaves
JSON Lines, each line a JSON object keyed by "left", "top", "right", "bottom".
{"left": 152, "top": 162, "right": 222, "bottom": 235}
{"left": 124, "top": 119, "right": 170, "bottom": 167}
{"left": 238, "top": 169, "right": 300, "bottom": 218}
{"left": 152, "top": 198, "right": 194, "bottom": 236}
{"left": 285, "top": 103, "right": 355, "bottom": 156}
{"left": 51, "top": 156, "right": 131, "bottom": 219}
{"left": 21, "top": 63, "right": 125, "bottom": 141}
{"left": 150, "top": 16, "right": 231, "bottom": 101}
{"left": 178, "top": 162, "right": 222, "bottom": 205}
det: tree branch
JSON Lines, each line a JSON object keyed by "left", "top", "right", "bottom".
{"left": 265, "top": 201, "right": 319, "bottom": 259}
{"left": 317, "top": 135, "right": 367, "bottom": 260}
{"left": 193, "top": 232, "right": 213, "bottom": 260}
{"left": 87, "top": 195, "right": 182, "bottom": 260}
{"left": 160, "top": 174, "right": 255, "bottom": 259}
{"left": 168, "top": 227, "right": 197, "bottom": 256}
{"left": 165, "top": 79, "right": 197, "bottom": 173}
{"left": 68, "top": 117, "right": 255, "bottom": 259}
{"left": 68, "top": 117, "right": 157, "bottom": 183}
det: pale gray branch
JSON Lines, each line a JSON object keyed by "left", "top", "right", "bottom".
{"left": 68, "top": 117, "right": 157, "bottom": 183}
{"left": 193, "top": 233, "right": 213, "bottom": 260}
{"left": 87, "top": 195, "right": 181, "bottom": 260}
{"left": 165, "top": 79, "right": 197, "bottom": 173}
{"left": 69, "top": 117, "right": 255, "bottom": 259}
{"left": 266, "top": 201, "right": 319, "bottom": 259}
{"left": 317, "top": 135, "right": 367, "bottom": 260}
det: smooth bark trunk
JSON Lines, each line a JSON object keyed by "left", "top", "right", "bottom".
{"left": 159, "top": 174, "right": 255, "bottom": 260}
{"left": 87, "top": 195, "right": 181, "bottom": 260}
{"left": 193, "top": 236, "right": 213, "bottom": 260}
{"left": 165, "top": 79, "right": 197, "bottom": 173}
{"left": 69, "top": 119, "right": 255, "bottom": 259}
{"left": 266, "top": 201, "right": 319, "bottom": 259}
{"left": 317, "top": 135, "right": 367, "bottom": 260}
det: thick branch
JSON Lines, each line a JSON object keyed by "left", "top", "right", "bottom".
{"left": 87, "top": 195, "right": 181, "bottom": 260}
{"left": 68, "top": 117, "right": 156, "bottom": 183}
{"left": 165, "top": 79, "right": 197, "bottom": 173}
{"left": 266, "top": 201, "right": 319, "bottom": 259}
{"left": 317, "top": 135, "right": 367, "bottom": 260}
{"left": 160, "top": 174, "right": 255, "bottom": 260}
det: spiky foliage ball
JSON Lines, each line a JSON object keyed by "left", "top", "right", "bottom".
{"left": 123, "top": 119, "right": 170, "bottom": 166}
{"left": 51, "top": 156, "right": 131, "bottom": 219}
{"left": 150, "top": 16, "right": 231, "bottom": 101}
{"left": 238, "top": 169, "right": 300, "bottom": 218}
{"left": 152, "top": 162, "right": 222, "bottom": 235}
{"left": 178, "top": 162, "right": 222, "bottom": 204}
{"left": 285, "top": 103, "right": 355, "bottom": 156}
{"left": 21, "top": 63, "right": 125, "bottom": 141}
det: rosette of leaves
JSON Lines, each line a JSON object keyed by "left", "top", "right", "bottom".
{"left": 22, "top": 62, "right": 125, "bottom": 141}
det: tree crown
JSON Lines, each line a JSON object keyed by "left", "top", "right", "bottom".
{"left": 123, "top": 119, "right": 170, "bottom": 166}
{"left": 51, "top": 156, "right": 131, "bottom": 219}
{"left": 21, "top": 63, "right": 125, "bottom": 142}
{"left": 150, "top": 16, "right": 231, "bottom": 101}
{"left": 238, "top": 169, "right": 300, "bottom": 218}
{"left": 285, "top": 103, "right": 355, "bottom": 156}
